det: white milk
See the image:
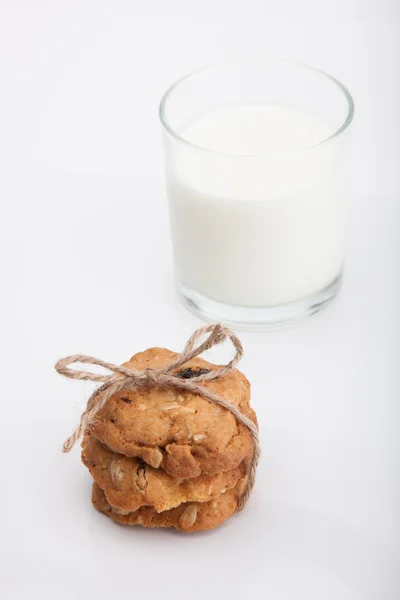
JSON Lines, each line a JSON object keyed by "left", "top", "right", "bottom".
{"left": 166, "top": 104, "right": 345, "bottom": 307}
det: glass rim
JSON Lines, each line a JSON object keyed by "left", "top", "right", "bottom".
{"left": 159, "top": 60, "right": 355, "bottom": 158}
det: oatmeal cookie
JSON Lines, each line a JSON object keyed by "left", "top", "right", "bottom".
{"left": 92, "top": 481, "right": 245, "bottom": 532}
{"left": 87, "top": 348, "right": 256, "bottom": 478}
{"left": 82, "top": 434, "right": 250, "bottom": 512}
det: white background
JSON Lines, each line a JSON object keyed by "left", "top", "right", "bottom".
{"left": 1, "top": 1, "right": 399, "bottom": 599}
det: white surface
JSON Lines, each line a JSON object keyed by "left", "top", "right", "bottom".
{"left": 168, "top": 104, "right": 343, "bottom": 305}
{"left": 0, "top": 2, "right": 399, "bottom": 599}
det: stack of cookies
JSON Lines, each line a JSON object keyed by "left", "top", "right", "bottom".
{"left": 82, "top": 347, "right": 257, "bottom": 532}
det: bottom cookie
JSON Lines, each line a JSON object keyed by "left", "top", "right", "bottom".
{"left": 92, "top": 482, "right": 241, "bottom": 532}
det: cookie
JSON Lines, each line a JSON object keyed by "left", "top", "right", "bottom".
{"left": 92, "top": 481, "right": 243, "bottom": 532}
{"left": 82, "top": 434, "right": 250, "bottom": 513}
{"left": 87, "top": 348, "right": 256, "bottom": 479}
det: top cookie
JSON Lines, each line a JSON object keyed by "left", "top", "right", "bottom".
{"left": 87, "top": 348, "right": 256, "bottom": 479}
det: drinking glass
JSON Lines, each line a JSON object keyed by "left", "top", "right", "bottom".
{"left": 160, "top": 61, "right": 354, "bottom": 329}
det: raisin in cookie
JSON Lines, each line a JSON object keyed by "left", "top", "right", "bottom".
{"left": 92, "top": 481, "right": 244, "bottom": 532}
{"left": 82, "top": 434, "right": 250, "bottom": 513}
{"left": 87, "top": 348, "right": 256, "bottom": 478}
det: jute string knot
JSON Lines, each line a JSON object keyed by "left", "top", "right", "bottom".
{"left": 55, "top": 323, "right": 260, "bottom": 510}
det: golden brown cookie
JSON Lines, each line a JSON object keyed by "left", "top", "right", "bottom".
{"left": 87, "top": 348, "right": 256, "bottom": 479}
{"left": 92, "top": 481, "right": 243, "bottom": 532}
{"left": 82, "top": 434, "right": 249, "bottom": 513}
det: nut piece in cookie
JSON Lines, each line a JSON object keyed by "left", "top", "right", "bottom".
{"left": 87, "top": 347, "right": 256, "bottom": 479}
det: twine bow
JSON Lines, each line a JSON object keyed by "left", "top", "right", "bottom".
{"left": 55, "top": 323, "right": 260, "bottom": 509}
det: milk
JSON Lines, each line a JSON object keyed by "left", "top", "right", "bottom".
{"left": 166, "top": 104, "right": 346, "bottom": 307}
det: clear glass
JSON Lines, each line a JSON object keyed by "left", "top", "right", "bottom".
{"left": 160, "top": 61, "right": 354, "bottom": 330}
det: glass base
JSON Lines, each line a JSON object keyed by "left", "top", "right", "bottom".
{"left": 178, "top": 272, "right": 343, "bottom": 331}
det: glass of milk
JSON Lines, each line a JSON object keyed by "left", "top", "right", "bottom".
{"left": 160, "top": 62, "right": 354, "bottom": 329}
